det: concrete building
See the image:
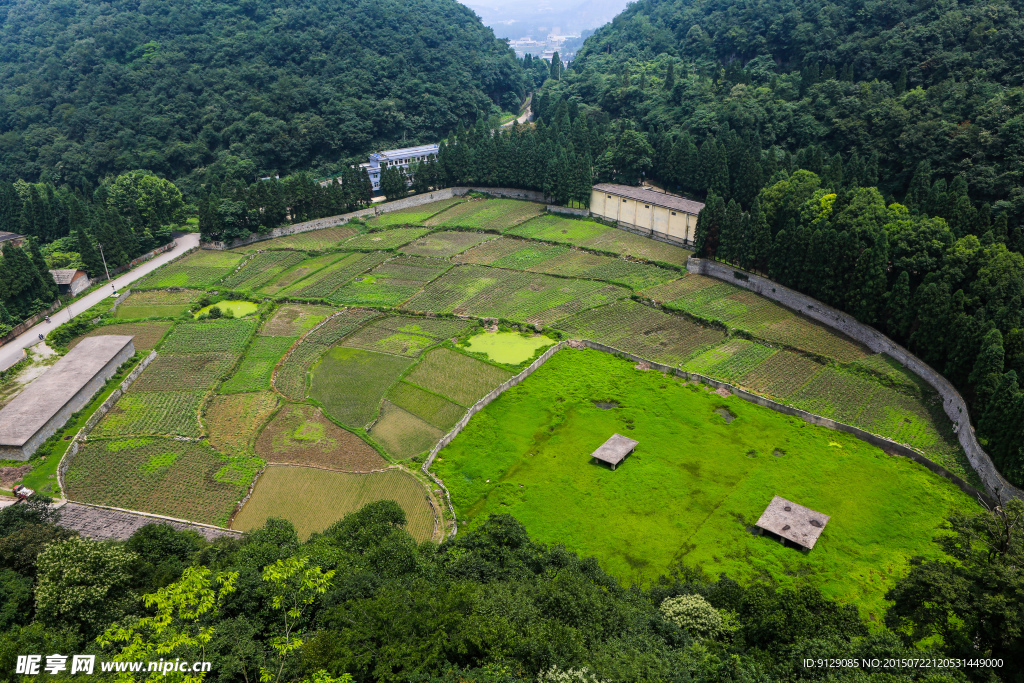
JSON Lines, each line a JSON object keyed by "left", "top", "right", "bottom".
{"left": 590, "top": 433, "right": 639, "bottom": 471}
{"left": 50, "top": 269, "right": 91, "bottom": 296}
{"left": 590, "top": 184, "right": 704, "bottom": 247}
{"left": 0, "top": 231, "right": 25, "bottom": 248}
{"left": 0, "top": 335, "right": 134, "bottom": 460}
{"left": 366, "top": 144, "right": 439, "bottom": 192}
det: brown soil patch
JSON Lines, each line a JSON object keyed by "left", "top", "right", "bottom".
{"left": 256, "top": 404, "right": 387, "bottom": 471}
{"left": 0, "top": 464, "right": 33, "bottom": 488}
{"left": 206, "top": 392, "right": 279, "bottom": 455}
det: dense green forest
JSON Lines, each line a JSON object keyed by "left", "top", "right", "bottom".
{"left": 0, "top": 0, "right": 527, "bottom": 193}
{"left": 0, "top": 498, "right": 1020, "bottom": 682}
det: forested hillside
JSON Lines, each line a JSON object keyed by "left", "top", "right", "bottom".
{"left": 0, "top": 0, "right": 527, "bottom": 192}
{"left": 536, "top": 0, "right": 1024, "bottom": 486}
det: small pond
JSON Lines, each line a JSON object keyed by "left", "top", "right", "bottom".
{"left": 193, "top": 300, "right": 259, "bottom": 319}
{"left": 464, "top": 331, "right": 555, "bottom": 364}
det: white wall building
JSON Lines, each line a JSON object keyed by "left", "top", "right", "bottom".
{"left": 366, "top": 144, "right": 439, "bottom": 192}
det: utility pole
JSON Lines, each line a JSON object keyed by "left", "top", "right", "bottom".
{"left": 95, "top": 241, "right": 111, "bottom": 286}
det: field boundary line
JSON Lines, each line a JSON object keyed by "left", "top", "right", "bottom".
{"left": 688, "top": 257, "right": 1021, "bottom": 502}
{"left": 57, "top": 350, "right": 159, "bottom": 496}
{"left": 64, "top": 500, "right": 242, "bottom": 536}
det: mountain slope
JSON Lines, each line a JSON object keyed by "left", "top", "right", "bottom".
{"left": 0, "top": 0, "right": 526, "bottom": 189}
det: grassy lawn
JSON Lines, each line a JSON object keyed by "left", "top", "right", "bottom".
{"left": 434, "top": 349, "right": 979, "bottom": 620}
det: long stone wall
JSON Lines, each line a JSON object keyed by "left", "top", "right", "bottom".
{"left": 422, "top": 341, "right": 568, "bottom": 536}
{"left": 203, "top": 187, "right": 551, "bottom": 251}
{"left": 687, "top": 257, "right": 1022, "bottom": 502}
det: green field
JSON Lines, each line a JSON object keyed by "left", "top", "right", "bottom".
{"left": 139, "top": 250, "right": 244, "bottom": 288}
{"left": 426, "top": 198, "right": 546, "bottom": 230}
{"left": 507, "top": 214, "right": 692, "bottom": 265}
{"left": 65, "top": 437, "right": 249, "bottom": 526}
{"left": 340, "top": 315, "right": 473, "bottom": 357}
{"left": 221, "top": 336, "right": 296, "bottom": 393}
{"left": 385, "top": 382, "right": 465, "bottom": 430}
{"left": 231, "top": 466, "right": 436, "bottom": 541}
{"left": 342, "top": 227, "right": 430, "bottom": 250}
{"left": 94, "top": 390, "right": 206, "bottom": 437}
{"left": 399, "top": 230, "right": 496, "bottom": 257}
{"left": 220, "top": 251, "right": 307, "bottom": 291}
{"left": 232, "top": 225, "right": 358, "bottom": 253}
{"left": 327, "top": 255, "right": 450, "bottom": 306}
{"left": 404, "top": 347, "right": 512, "bottom": 406}
{"left": 160, "top": 319, "right": 257, "bottom": 355}
{"left": 369, "top": 400, "right": 443, "bottom": 459}
{"left": 309, "top": 346, "right": 414, "bottom": 427}
{"left": 281, "top": 252, "right": 389, "bottom": 299}
{"left": 131, "top": 352, "right": 237, "bottom": 391}
{"left": 367, "top": 198, "right": 466, "bottom": 227}
{"left": 194, "top": 300, "right": 259, "bottom": 319}
{"left": 114, "top": 289, "right": 198, "bottom": 319}
{"left": 434, "top": 350, "right": 979, "bottom": 617}
{"left": 257, "top": 252, "right": 348, "bottom": 295}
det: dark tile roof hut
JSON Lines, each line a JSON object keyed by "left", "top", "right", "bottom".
{"left": 755, "top": 496, "right": 830, "bottom": 550}
{"left": 591, "top": 433, "right": 638, "bottom": 470}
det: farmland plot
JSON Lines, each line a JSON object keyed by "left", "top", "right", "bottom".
{"left": 131, "top": 352, "right": 237, "bottom": 391}
{"left": 454, "top": 236, "right": 533, "bottom": 265}
{"left": 94, "top": 390, "right": 206, "bottom": 438}
{"left": 341, "top": 315, "right": 474, "bottom": 357}
{"left": 68, "top": 321, "right": 172, "bottom": 351}
{"left": 231, "top": 466, "right": 436, "bottom": 541}
{"left": 257, "top": 252, "right": 346, "bottom": 295}
{"left": 256, "top": 404, "right": 387, "bottom": 471}
{"left": 342, "top": 228, "right": 429, "bottom": 250}
{"left": 113, "top": 289, "right": 199, "bottom": 319}
{"left": 309, "top": 347, "right": 414, "bottom": 427}
{"left": 221, "top": 336, "right": 297, "bottom": 393}
{"left": 526, "top": 250, "right": 678, "bottom": 290}
{"left": 738, "top": 350, "right": 824, "bottom": 398}
{"left": 328, "top": 255, "right": 450, "bottom": 306}
{"left": 232, "top": 225, "right": 358, "bottom": 253}
{"left": 273, "top": 309, "right": 381, "bottom": 400}
{"left": 403, "top": 264, "right": 632, "bottom": 327}
{"left": 281, "top": 252, "right": 389, "bottom": 299}
{"left": 65, "top": 438, "right": 247, "bottom": 526}
{"left": 367, "top": 197, "right": 466, "bottom": 227}
{"left": 682, "top": 339, "right": 777, "bottom": 382}
{"left": 553, "top": 299, "right": 726, "bottom": 367}
{"left": 206, "top": 391, "right": 279, "bottom": 455}
{"left": 139, "top": 250, "right": 244, "bottom": 288}
{"left": 426, "top": 198, "right": 545, "bottom": 230}
{"left": 221, "top": 251, "right": 306, "bottom": 291}
{"left": 489, "top": 243, "right": 570, "bottom": 270}
{"left": 260, "top": 304, "right": 336, "bottom": 337}
{"left": 369, "top": 401, "right": 443, "bottom": 459}
{"left": 791, "top": 367, "right": 881, "bottom": 425}
{"left": 161, "top": 319, "right": 257, "bottom": 355}
{"left": 399, "top": 231, "right": 496, "bottom": 258}
{"left": 404, "top": 347, "right": 513, "bottom": 406}
{"left": 386, "top": 382, "right": 465, "bottom": 430}
{"left": 509, "top": 215, "right": 693, "bottom": 265}
{"left": 846, "top": 354, "right": 924, "bottom": 398}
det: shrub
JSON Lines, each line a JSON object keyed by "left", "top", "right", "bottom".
{"left": 537, "top": 666, "right": 609, "bottom": 683}
{"left": 208, "top": 306, "right": 222, "bottom": 319}
{"left": 660, "top": 594, "right": 724, "bottom": 638}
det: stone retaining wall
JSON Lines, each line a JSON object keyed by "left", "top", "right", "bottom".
{"left": 687, "top": 257, "right": 1021, "bottom": 502}
{"left": 422, "top": 341, "right": 568, "bottom": 536}
{"left": 57, "top": 350, "right": 158, "bottom": 494}
{"left": 547, "top": 205, "right": 589, "bottom": 217}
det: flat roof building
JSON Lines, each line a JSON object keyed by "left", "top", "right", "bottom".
{"left": 0, "top": 335, "right": 134, "bottom": 460}
{"left": 754, "top": 496, "right": 830, "bottom": 550}
{"left": 590, "top": 433, "right": 639, "bottom": 470}
{"left": 590, "top": 183, "right": 704, "bottom": 247}
{"left": 366, "top": 144, "right": 439, "bottom": 192}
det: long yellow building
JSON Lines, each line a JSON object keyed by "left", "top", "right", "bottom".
{"left": 590, "top": 183, "right": 704, "bottom": 247}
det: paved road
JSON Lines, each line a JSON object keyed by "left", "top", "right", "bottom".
{"left": 501, "top": 94, "right": 533, "bottom": 128}
{"left": 0, "top": 232, "right": 201, "bottom": 371}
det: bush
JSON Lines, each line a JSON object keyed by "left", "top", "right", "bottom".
{"left": 208, "top": 306, "right": 222, "bottom": 319}
{"left": 660, "top": 594, "right": 725, "bottom": 638}
{"left": 537, "top": 666, "right": 609, "bottom": 683}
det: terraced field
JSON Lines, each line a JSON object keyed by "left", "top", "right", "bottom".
{"left": 65, "top": 195, "right": 980, "bottom": 551}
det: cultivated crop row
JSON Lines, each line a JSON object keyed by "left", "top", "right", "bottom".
{"left": 400, "top": 231, "right": 496, "bottom": 258}
{"left": 386, "top": 381, "right": 465, "bottom": 431}
{"left": 140, "top": 250, "right": 244, "bottom": 288}
{"left": 309, "top": 346, "right": 414, "bottom": 427}
{"left": 368, "top": 198, "right": 466, "bottom": 227}
{"left": 525, "top": 250, "right": 678, "bottom": 290}
{"left": 454, "top": 236, "right": 530, "bottom": 264}
{"left": 283, "top": 252, "right": 389, "bottom": 299}
{"left": 255, "top": 403, "right": 388, "bottom": 471}
{"left": 369, "top": 400, "right": 443, "bottom": 459}
{"left": 738, "top": 350, "right": 823, "bottom": 397}
{"left": 69, "top": 321, "right": 172, "bottom": 351}
{"left": 342, "top": 227, "right": 430, "bottom": 250}
{"left": 65, "top": 437, "right": 247, "bottom": 526}
{"left": 221, "top": 336, "right": 297, "bottom": 393}
{"left": 427, "top": 198, "right": 545, "bottom": 230}
{"left": 257, "top": 253, "right": 346, "bottom": 295}
{"left": 260, "top": 304, "right": 337, "bottom": 337}
{"left": 231, "top": 225, "right": 358, "bottom": 253}
{"left": 94, "top": 390, "right": 206, "bottom": 438}
{"left": 404, "top": 347, "right": 513, "bottom": 407}
{"left": 161, "top": 319, "right": 257, "bottom": 354}
{"left": 221, "top": 251, "right": 307, "bottom": 291}
{"left": 206, "top": 391, "right": 279, "bottom": 456}
{"left": 132, "top": 352, "right": 238, "bottom": 391}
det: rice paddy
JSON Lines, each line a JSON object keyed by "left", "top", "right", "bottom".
{"left": 309, "top": 347, "right": 414, "bottom": 427}
{"left": 231, "top": 466, "right": 436, "bottom": 541}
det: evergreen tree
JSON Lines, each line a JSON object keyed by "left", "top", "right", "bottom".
{"left": 74, "top": 224, "right": 104, "bottom": 279}
{"left": 550, "top": 53, "right": 561, "bottom": 81}
{"left": 978, "top": 370, "right": 1020, "bottom": 470}
{"left": 380, "top": 166, "right": 407, "bottom": 200}
{"left": 970, "top": 328, "right": 1005, "bottom": 412}
{"left": 904, "top": 161, "right": 932, "bottom": 209}
{"left": 895, "top": 66, "right": 907, "bottom": 93}
{"left": 746, "top": 198, "right": 771, "bottom": 273}
{"left": 664, "top": 61, "right": 675, "bottom": 91}
{"left": 884, "top": 271, "right": 913, "bottom": 341}
{"left": 718, "top": 199, "right": 743, "bottom": 264}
